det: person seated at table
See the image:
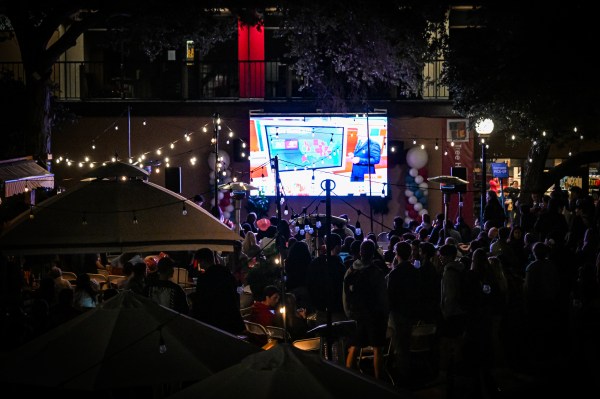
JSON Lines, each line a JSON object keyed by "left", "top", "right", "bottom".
{"left": 73, "top": 273, "right": 99, "bottom": 311}
{"left": 248, "top": 285, "right": 281, "bottom": 328}
{"left": 122, "top": 262, "right": 148, "bottom": 295}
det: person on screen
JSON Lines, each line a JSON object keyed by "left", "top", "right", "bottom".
{"left": 347, "top": 128, "right": 381, "bottom": 182}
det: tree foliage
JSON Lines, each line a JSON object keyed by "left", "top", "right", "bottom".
{"left": 442, "top": 4, "right": 600, "bottom": 200}
{"left": 275, "top": 0, "right": 447, "bottom": 111}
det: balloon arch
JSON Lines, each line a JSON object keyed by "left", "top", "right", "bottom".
{"left": 403, "top": 146, "right": 429, "bottom": 225}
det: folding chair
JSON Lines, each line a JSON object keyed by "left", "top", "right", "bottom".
{"left": 61, "top": 272, "right": 78, "bottom": 284}
{"left": 243, "top": 320, "right": 272, "bottom": 348}
{"left": 266, "top": 326, "right": 292, "bottom": 342}
{"left": 357, "top": 325, "right": 395, "bottom": 385}
{"left": 240, "top": 306, "right": 253, "bottom": 320}
{"left": 87, "top": 273, "right": 109, "bottom": 290}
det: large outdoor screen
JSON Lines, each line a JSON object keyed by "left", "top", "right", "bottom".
{"left": 249, "top": 113, "right": 388, "bottom": 197}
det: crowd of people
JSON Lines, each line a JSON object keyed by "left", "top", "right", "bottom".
{"left": 2, "top": 186, "right": 599, "bottom": 396}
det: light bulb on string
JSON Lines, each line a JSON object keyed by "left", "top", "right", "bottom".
{"left": 82, "top": 214, "right": 88, "bottom": 225}
{"left": 29, "top": 205, "right": 34, "bottom": 219}
{"left": 182, "top": 203, "right": 188, "bottom": 215}
{"left": 133, "top": 213, "right": 138, "bottom": 224}
{"left": 435, "top": 140, "right": 439, "bottom": 150}
{"left": 284, "top": 204, "right": 289, "bottom": 215}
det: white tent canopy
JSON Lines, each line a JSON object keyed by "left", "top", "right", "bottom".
{"left": 0, "top": 162, "right": 241, "bottom": 255}
{"left": 0, "top": 156, "right": 54, "bottom": 198}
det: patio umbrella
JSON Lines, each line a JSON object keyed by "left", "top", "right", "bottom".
{"left": 0, "top": 161, "right": 242, "bottom": 254}
{"left": 168, "top": 343, "right": 411, "bottom": 399}
{"left": 0, "top": 291, "right": 260, "bottom": 391}
{"left": 427, "top": 175, "right": 470, "bottom": 222}
{"left": 427, "top": 175, "right": 469, "bottom": 185}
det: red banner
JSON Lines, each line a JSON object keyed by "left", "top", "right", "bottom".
{"left": 442, "top": 119, "right": 475, "bottom": 228}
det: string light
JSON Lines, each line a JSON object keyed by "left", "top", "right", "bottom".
{"left": 182, "top": 203, "right": 188, "bottom": 215}
{"left": 29, "top": 205, "right": 34, "bottom": 219}
{"left": 82, "top": 213, "right": 88, "bottom": 225}
{"left": 435, "top": 140, "right": 439, "bottom": 150}
{"left": 132, "top": 212, "right": 138, "bottom": 224}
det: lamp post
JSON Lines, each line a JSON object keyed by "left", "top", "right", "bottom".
{"left": 212, "top": 113, "right": 221, "bottom": 220}
{"left": 475, "top": 118, "right": 494, "bottom": 226}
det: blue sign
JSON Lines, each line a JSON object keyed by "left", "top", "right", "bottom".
{"left": 491, "top": 162, "right": 509, "bottom": 178}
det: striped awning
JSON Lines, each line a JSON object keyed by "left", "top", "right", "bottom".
{"left": 0, "top": 159, "right": 54, "bottom": 197}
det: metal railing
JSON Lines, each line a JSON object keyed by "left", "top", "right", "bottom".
{"left": 0, "top": 60, "right": 448, "bottom": 101}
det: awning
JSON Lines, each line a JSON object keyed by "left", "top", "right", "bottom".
{"left": 0, "top": 158, "right": 54, "bottom": 198}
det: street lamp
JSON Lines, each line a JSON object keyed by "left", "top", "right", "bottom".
{"left": 475, "top": 118, "right": 494, "bottom": 226}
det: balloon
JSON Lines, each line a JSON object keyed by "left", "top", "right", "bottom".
{"left": 256, "top": 218, "right": 271, "bottom": 231}
{"left": 209, "top": 170, "right": 216, "bottom": 179}
{"left": 415, "top": 175, "right": 424, "bottom": 184}
{"left": 414, "top": 202, "right": 423, "bottom": 212}
{"left": 419, "top": 182, "right": 428, "bottom": 190}
{"left": 408, "top": 195, "right": 418, "bottom": 205}
{"left": 405, "top": 217, "right": 413, "bottom": 225}
{"left": 408, "top": 183, "right": 418, "bottom": 192}
{"left": 418, "top": 167, "right": 428, "bottom": 177}
{"left": 409, "top": 168, "right": 419, "bottom": 177}
{"left": 218, "top": 150, "right": 231, "bottom": 169}
{"left": 406, "top": 146, "right": 429, "bottom": 169}
{"left": 207, "top": 150, "right": 231, "bottom": 170}
{"left": 406, "top": 203, "right": 414, "bottom": 210}
{"left": 218, "top": 191, "right": 225, "bottom": 200}
{"left": 408, "top": 208, "right": 418, "bottom": 218}
{"left": 419, "top": 208, "right": 429, "bottom": 216}
{"left": 422, "top": 189, "right": 429, "bottom": 197}
{"left": 404, "top": 189, "right": 414, "bottom": 197}
{"left": 405, "top": 175, "right": 415, "bottom": 183}
{"left": 225, "top": 204, "right": 234, "bottom": 212}
{"left": 223, "top": 211, "right": 231, "bottom": 219}
{"left": 414, "top": 190, "right": 423, "bottom": 199}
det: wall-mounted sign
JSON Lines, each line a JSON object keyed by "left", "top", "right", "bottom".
{"left": 491, "top": 162, "right": 509, "bottom": 178}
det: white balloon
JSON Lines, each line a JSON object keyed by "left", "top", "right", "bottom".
{"left": 422, "top": 189, "right": 429, "bottom": 196}
{"left": 406, "top": 146, "right": 429, "bottom": 169}
{"left": 223, "top": 211, "right": 231, "bottom": 219}
{"left": 419, "top": 208, "right": 429, "bottom": 216}
{"left": 414, "top": 202, "right": 423, "bottom": 212}
{"left": 415, "top": 175, "right": 424, "bottom": 184}
{"left": 419, "top": 182, "right": 428, "bottom": 190}
{"left": 409, "top": 168, "right": 419, "bottom": 177}
{"left": 225, "top": 204, "right": 235, "bottom": 212}
{"left": 405, "top": 217, "right": 413, "bottom": 225}
{"left": 404, "top": 189, "right": 414, "bottom": 197}
{"left": 408, "top": 195, "right": 418, "bottom": 205}
{"left": 218, "top": 191, "right": 225, "bottom": 200}
{"left": 404, "top": 210, "right": 409, "bottom": 216}
{"left": 218, "top": 150, "right": 231, "bottom": 169}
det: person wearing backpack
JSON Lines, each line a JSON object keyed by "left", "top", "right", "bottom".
{"left": 343, "top": 239, "right": 389, "bottom": 379}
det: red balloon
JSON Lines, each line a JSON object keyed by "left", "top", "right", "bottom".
{"left": 418, "top": 167, "right": 428, "bottom": 177}
{"left": 405, "top": 203, "right": 414, "bottom": 211}
{"left": 256, "top": 218, "right": 271, "bottom": 232}
{"left": 408, "top": 209, "right": 418, "bottom": 218}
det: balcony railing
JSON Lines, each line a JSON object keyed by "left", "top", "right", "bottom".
{"left": 0, "top": 60, "right": 448, "bottom": 101}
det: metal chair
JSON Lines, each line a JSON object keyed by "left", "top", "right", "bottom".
{"left": 265, "top": 326, "right": 292, "bottom": 342}
{"left": 357, "top": 325, "right": 395, "bottom": 385}
{"left": 61, "top": 271, "right": 78, "bottom": 284}
{"left": 108, "top": 274, "right": 127, "bottom": 289}
{"left": 243, "top": 320, "right": 272, "bottom": 348}
{"left": 240, "top": 306, "right": 253, "bottom": 320}
{"left": 87, "top": 273, "right": 109, "bottom": 290}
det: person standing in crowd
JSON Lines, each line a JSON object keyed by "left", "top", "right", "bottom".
{"left": 144, "top": 256, "right": 189, "bottom": 315}
{"left": 483, "top": 190, "right": 506, "bottom": 228}
{"left": 306, "top": 233, "right": 347, "bottom": 325}
{"left": 343, "top": 240, "right": 389, "bottom": 379}
{"left": 191, "top": 247, "right": 245, "bottom": 335}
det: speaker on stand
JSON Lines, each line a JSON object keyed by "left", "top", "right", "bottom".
{"left": 451, "top": 167, "right": 467, "bottom": 218}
